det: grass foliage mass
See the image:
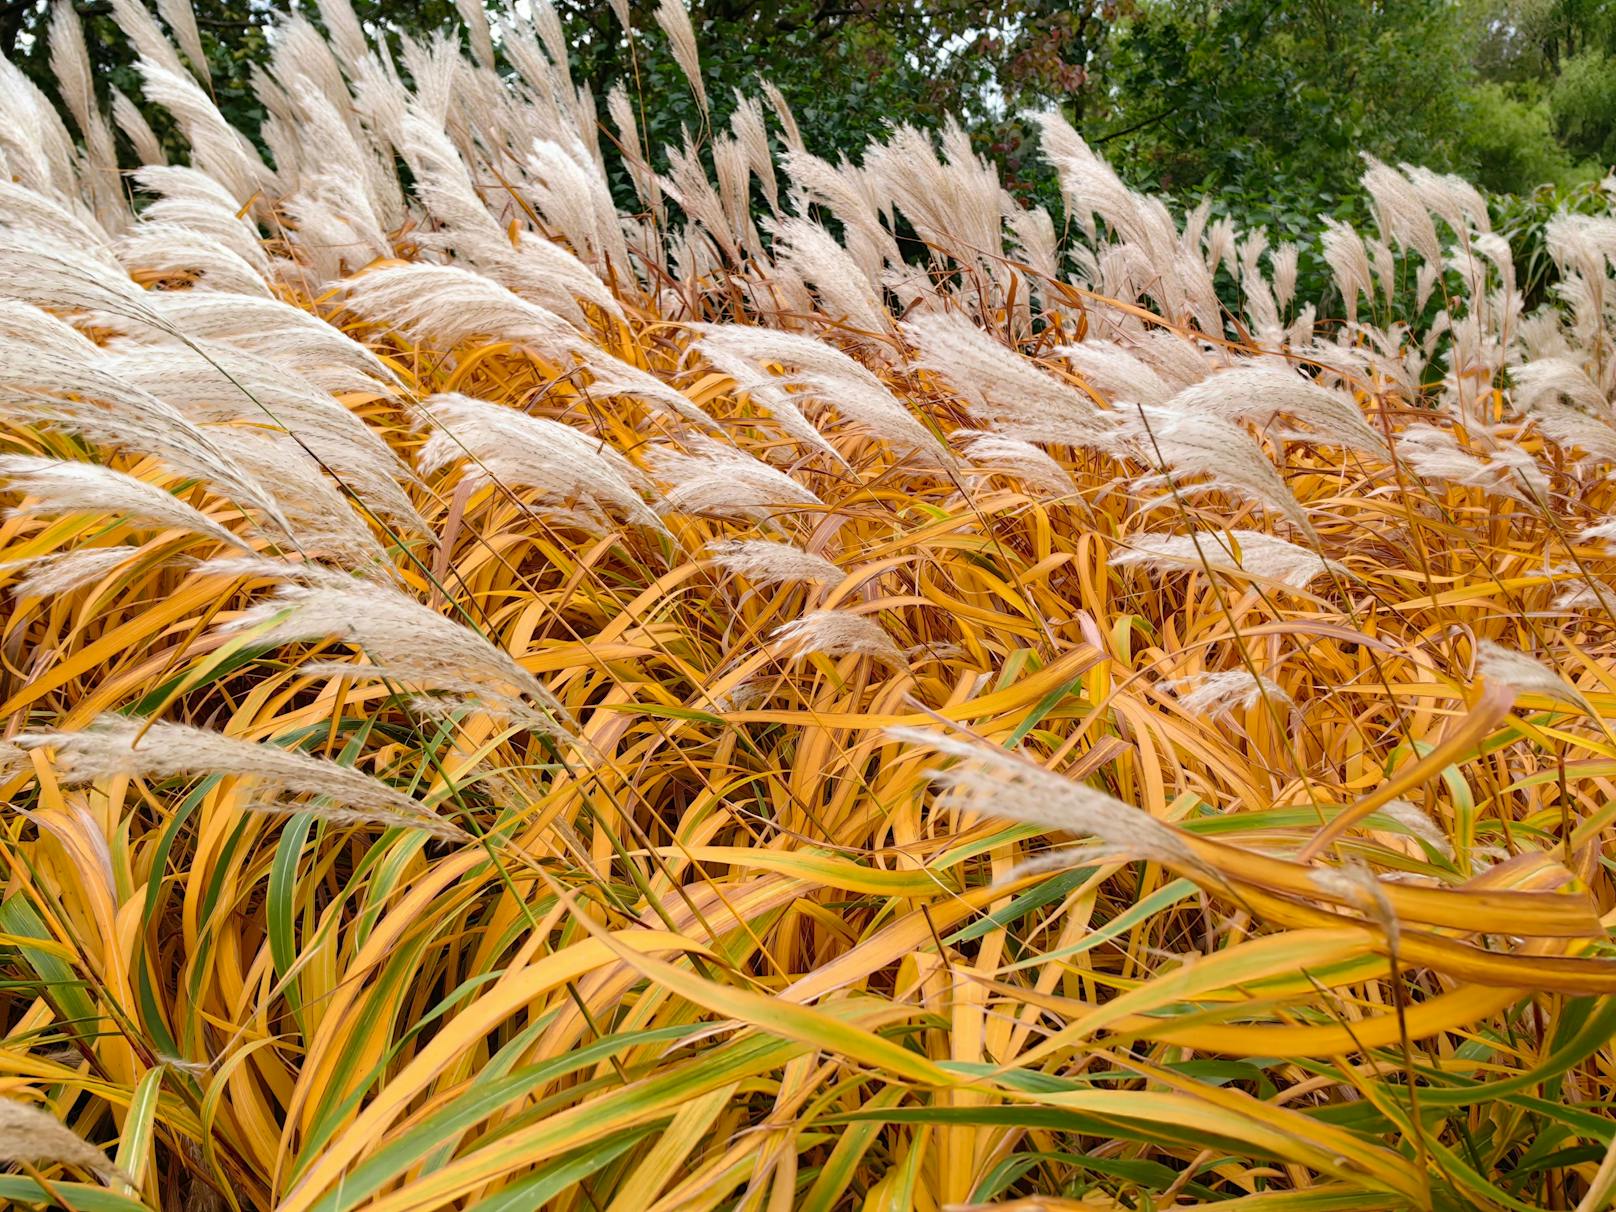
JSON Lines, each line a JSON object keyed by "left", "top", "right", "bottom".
{"left": 1, "top": 2, "right": 1616, "bottom": 1209}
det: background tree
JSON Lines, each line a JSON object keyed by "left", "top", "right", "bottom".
{"left": 6, "top": 0, "right": 1612, "bottom": 223}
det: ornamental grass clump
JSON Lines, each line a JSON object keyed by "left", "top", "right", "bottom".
{"left": 1, "top": 2, "right": 1616, "bottom": 1209}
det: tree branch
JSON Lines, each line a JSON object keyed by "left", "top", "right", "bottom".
{"left": 1091, "top": 100, "right": 1186, "bottom": 145}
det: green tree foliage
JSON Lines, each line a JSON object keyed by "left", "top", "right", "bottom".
{"left": 1473, "top": 0, "right": 1615, "bottom": 78}
{"left": 1089, "top": 0, "right": 1477, "bottom": 196}
{"left": 6, "top": 0, "right": 1610, "bottom": 223}
{"left": 1460, "top": 81, "right": 1574, "bottom": 194}
{"left": 1470, "top": 0, "right": 1616, "bottom": 187}
{"left": 1549, "top": 46, "right": 1616, "bottom": 162}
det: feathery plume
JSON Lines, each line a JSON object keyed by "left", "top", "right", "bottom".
{"left": 1405, "top": 164, "right": 1490, "bottom": 238}
{"left": 1157, "top": 364, "right": 1383, "bottom": 453}
{"left": 156, "top": 0, "right": 210, "bottom": 83}
{"left": 0, "top": 455, "right": 248, "bottom": 550}
{"left": 1360, "top": 157, "right": 1441, "bottom": 264}
{"left": 956, "top": 431, "right": 1076, "bottom": 497}
{"left": 1134, "top": 329, "right": 1219, "bottom": 391}
{"left": 1475, "top": 639, "right": 1590, "bottom": 712}
{"left": 132, "top": 165, "right": 268, "bottom": 270}
{"left": 1, "top": 547, "right": 140, "bottom": 599}
{"left": 781, "top": 148, "right": 899, "bottom": 274}
{"left": 864, "top": 121, "right": 1002, "bottom": 281}
{"left": 1512, "top": 357, "right": 1608, "bottom": 415}
{"left": 694, "top": 335, "right": 842, "bottom": 461}
{"left": 134, "top": 58, "right": 270, "bottom": 209}
{"left": 455, "top": 0, "right": 495, "bottom": 69}
{"left": 214, "top": 568, "right": 574, "bottom": 734}
{"left": 759, "top": 79, "right": 804, "bottom": 153}
{"left": 579, "top": 348, "right": 716, "bottom": 428}
{"left": 652, "top": 437, "right": 823, "bottom": 522}
{"left": 1057, "top": 341, "right": 1173, "bottom": 407}
{"left": 1205, "top": 216, "right": 1238, "bottom": 277}
{"left": 49, "top": 1, "right": 98, "bottom": 137}
{"left": 1378, "top": 798, "right": 1454, "bottom": 859}
{"left": 23, "top": 715, "right": 466, "bottom": 841}
{"left": 1007, "top": 209, "right": 1061, "bottom": 304}
{"left": 660, "top": 137, "right": 740, "bottom": 262}
{"left": 0, "top": 233, "right": 148, "bottom": 314}
{"left": 337, "top": 263, "right": 576, "bottom": 356}
{"left": 729, "top": 93, "right": 779, "bottom": 213}
{"left": 0, "top": 303, "right": 287, "bottom": 530}
{"left": 1396, "top": 425, "right": 1548, "bottom": 503}
{"left": 888, "top": 726, "right": 1197, "bottom": 867}
{"left": 115, "top": 223, "right": 270, "bottom": 294}
{"left": 606, "top": 85, "right": 661, "bottom": 210}
{"left": 49, "top": 0, "right": 121, "bottom": 200}
{"left": 654, "top": 0, "right": 707, "bottom": 115}
{"left": 0, "top": 179, "right": 109, "bottom": 251}
{"left": 416, "top": 391, "right": 662, "bottom": 531}
{"left": 772, "top": 610, "right": 905, "bottom": 667}
{"left": 314, "top": 0, "right": 370, "bottom": 65}
{"left": 147, "top": 292, "right": 393, "bottom": 386}
{"left": 527, "top": 0, "right": 572, "bottom": 72}
{"left": 1028, "top": 108, "right": 1218, "bottom": 329}
{"left": 1110, "top": 530, "right": 1342, "bottom": 590}
{"left": 708, "top": 539, "right": 840, "bottom": 585}
{"left": 1160, "top": 670, "right": 1290, "bottom": 719}
{"left": 769, "top": 218, "right": 890, "bottom": 338}
{"left": 0, "top": 1098, "right": 131, "bottom": 1185}
{"left": 109, "top": 340, "right": 428, "bottom": 536}
{"left": 206, "top": 430, "right": 391, "bottom": 573}
{"left": 524, "top": 136, "right": 633, "bottom": 271}
{"left": 110, "top": 0, "right": 190, "bottom": 81}
{"left": 905, "top": 312, "right": 1120, "bottom": 450}
{"left": 1321, "top": 219, "right": 1374, "bottom": 324}
{"left": 1129, "top": 408, "right": 1316, "bottom": 535}
{"left": 0, "top": 55, "right": 78, "bottom": 196}
{"left": 1272, "top": 243, "right": 1300, "bottom": 310}
{"left": 697, "top": 323, "right": 945, "bottom": 463}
